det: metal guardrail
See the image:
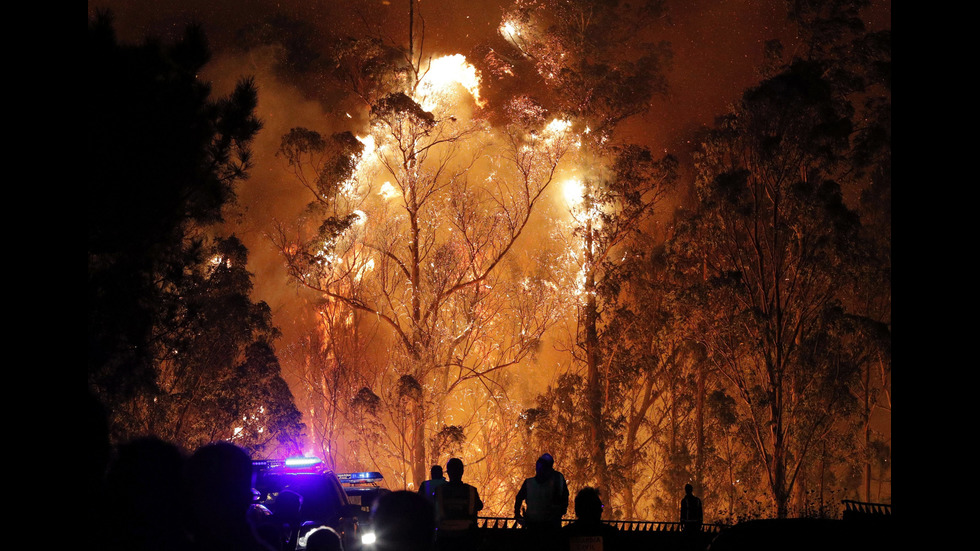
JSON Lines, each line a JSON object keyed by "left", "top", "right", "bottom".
{"left": 476, "top": 517, "right": 522, "bottom": 529}
{"left": 476, "top": 517, "right": 727, "bottom": 534}
{"left": 600, "top": 521, "right": 728, "bottom": 534}
{"left": 476, "top": 500, "right": 891, "bottom": 532}
{"left": 842, "top": 500, "right": 892, "bottom": 517}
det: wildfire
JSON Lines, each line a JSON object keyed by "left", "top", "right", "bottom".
{"left": 499, "top": 19, "right": 529, "bottom": 56}
{"left": 563, "top": 178, "right": 584, "bottom": 207}
{"left": 521, "top": 116, "right": 577, "bottom": 154}
{"left": 415, "top": 54, "right": 485, "bottom": 110}
{"left": 500, "top": 21, "right": 519, "bottom": 39}
{"left": 355, "top": 134, "right": 376, "bottom": 157}
{"left": 378, "top": 181, "right": 399, "bottom": 199}
{"left": 544, "top": 118, "right": 572, "bottom": 135}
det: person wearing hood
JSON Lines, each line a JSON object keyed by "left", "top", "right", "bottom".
{"left": 514, "top": 453, "right": 570, "bottom": 534}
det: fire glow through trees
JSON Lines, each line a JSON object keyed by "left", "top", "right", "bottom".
{"left": 89, "top": 0, "right": 891, "bottom": 522}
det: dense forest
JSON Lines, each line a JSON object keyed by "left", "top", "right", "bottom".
{"left": 87, "top": 0, "right": 890, "bottom": 523}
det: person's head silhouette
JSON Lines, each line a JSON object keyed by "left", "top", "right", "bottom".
{"left": 685, "top": 483, "right": 694, "bottom": 495}
{"left": 304, "top": 526, "right": 343, "bottom": 551}
{"left": 574, "top": 487, "right": 604, "bottom": 523}
{"left": 273, "top": 490, "right": 303, "bottom": 523}
{"left": 446, "top": 457, "right": 464, "bottom": 482}
{"left": 430, "top": 465, "right": 443, "bottom": 479}
{"left": 184, "top": 442, "right": 258, "bottom": 545}
{"left": 535, "top": 453, "right": 555, "bottom": 478}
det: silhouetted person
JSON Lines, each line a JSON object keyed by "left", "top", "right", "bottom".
{"left": 370, "top": 490, "right": 436, "bottom": 551}
{"left": 184, "top": 442, "right": 276, "bottom": 551}
{"left": 434, "top": 457, "right": 484, "bottom": 549}
{"left": 515, "top": 453, "right": 569, "bottom": 528}
{"left": 304, "top": 526, "right": 344, "bottom": 551}
{"left": 514, "top": 453, "right": 569, "bottom": 551}
{"left": 263, "top": 489, "right": 303, "bottom": 550}
{"left": 419, "top": 465, "right": 448, "bottom": 503}
{"left": 561, "top": 487, "right": 620, "bottom": 551}
{"left": 680, "top": 483, "right": 703, "bottom": 549}
{"left": 103, "top": 436, "right": 191, "bottom": 551}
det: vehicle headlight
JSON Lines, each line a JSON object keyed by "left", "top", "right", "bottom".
{"left": 361, "top": 532, "right": 377, "bottom": 545}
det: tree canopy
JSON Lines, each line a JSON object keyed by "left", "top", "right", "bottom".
{"left": 88, "top": 12, "right": 303, "bottom": 456}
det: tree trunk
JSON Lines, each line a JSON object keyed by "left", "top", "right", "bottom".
{"left": 695, "top": 360, "right": 705, "bottom": 490}
{"left": 412, "top": 400, "right": 427, "bottom": 489}
{"left": 771, "top": 390, "right": 789, "bottom": 518}
{"left": 864, "top": 359, "right": 872, "bottom": 502}
{"left": 584, "top": 221, "right": 610, "bottom": 509}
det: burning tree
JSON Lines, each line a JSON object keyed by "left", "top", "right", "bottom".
{"left": 272, "top": 13, "right": 574, "bottom": 491}
{"left": 493, "top": 0, "right": 676, "bottom": 516}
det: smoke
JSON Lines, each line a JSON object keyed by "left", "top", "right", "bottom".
{"left": 202, "top": 46, "right": 352, "bottom": 360}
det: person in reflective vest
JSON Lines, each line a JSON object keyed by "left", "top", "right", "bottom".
{"left": 434, "top": 457, "right": 484, "bottom": 549}
{"left": 514, "top": 453, "right": 570, "bottom": 531}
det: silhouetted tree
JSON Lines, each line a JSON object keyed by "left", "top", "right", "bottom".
{"left": 669, "top": 58, "right": 869, "bottom": 518}
{"left": 88, "top": 12, "right": 302, "bottom": 452}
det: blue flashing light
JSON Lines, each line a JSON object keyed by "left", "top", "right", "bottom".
{"left": 337, "top": 471, "right": 384, "bottom": 483}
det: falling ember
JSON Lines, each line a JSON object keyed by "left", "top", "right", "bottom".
{"left": 415, "top": 54, "right": 485, "bottom": 110}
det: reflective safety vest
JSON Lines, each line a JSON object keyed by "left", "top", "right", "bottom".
{"left": 524, "top": 472, "right": 567, "bottom": 523}
{"left": 436, "top": 482, "right": 479, "bottom": 531}
{"left": 569, "top": 535, "right": 604, "bottom": 551}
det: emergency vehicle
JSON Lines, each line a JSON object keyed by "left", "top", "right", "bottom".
{"left": 250, "top": 457, "right": 362, "bottom": 550}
